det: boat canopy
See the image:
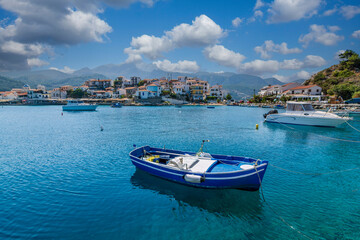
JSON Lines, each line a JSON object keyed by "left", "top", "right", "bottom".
{"left": 287, "top": 102, "right": 314, "bottom": 111}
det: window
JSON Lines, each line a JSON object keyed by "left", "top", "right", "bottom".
{"left": 303, "top": 104, "right": 314, "bottom": 111}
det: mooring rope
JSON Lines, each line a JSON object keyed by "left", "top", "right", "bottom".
{"left": 269, "top": 164, "right": 360, "bottom": 176}
{"left": 266, "top": 118, "right": 360, "bottom": 143}
{"left": 345, "top": 121, "right": 360, "bottom": 133}
{"left": 254, "top": 165, "right": 313, "bottom": 240}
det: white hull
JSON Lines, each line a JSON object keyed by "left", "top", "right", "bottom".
{"left": 62, "top": 105, "right": 97, "bottom": 111}
{"left": 265, "top": 113, "right": 348, "bottom": 127}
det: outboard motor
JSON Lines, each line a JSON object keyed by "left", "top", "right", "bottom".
{"left": 263, "top": 109, "right": 278, "bottom": 118}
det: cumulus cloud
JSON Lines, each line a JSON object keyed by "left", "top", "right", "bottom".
{"left": 203, "top": 45, "right": 246, "bottom": 69}
{"left": 125, "top": 15, "right": 225, "bottom": 62}
{"left": 323, "top": 7, "right": 337, "bottom": 16}
{"left": 254, "top": 0, "right": 265, "bottom": 10}
{"left": 248, "top": 10, "right": 263, "bottom": 23}
{"left": 27, "top": 58, "right": 49, "bottom": 67}
{"left": 49, "top": 66, "right": 75, "bottom": 74}
{"left": 340, "top": 5, "right": 360, "bottom": 19}
{"left": 153, "top": 59, "right": 199, "bottom": 73}
{"left": 204, "top": 44, "right": 325, "bottom": 75}
{"left": 352, "top": 30, "right": 360, "bottom": 39}
{"left": 273, "top": 70, "right": 311, "bottom": 82}
{"left": 299, "top": 24, "right": 344, "bottom": 47}
{"left": 254, "top": 40, "right": 302, "bottom": 59}
{"left": 267, "top": 0, "right": 322, "bottom": 23}
{"left": 232, "top": 17, "right": 243, "bottom": 27}
{"left": 0, "top": 0, "right": 155, "bottom": 71}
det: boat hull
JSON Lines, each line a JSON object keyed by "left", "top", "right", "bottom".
{"left": 129, "top": 146, "right": 268, "bottom": 191}
{"left": 62, "top": 105, "right": 98, "bottom": 111}
{"left": 265, "top": 113, "right": 347, "bottom": 127}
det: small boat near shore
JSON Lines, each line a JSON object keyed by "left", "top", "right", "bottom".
{"left": 62, "top": 100, "right": 97, "bottom": 111}
{"left": 129, "top": 142, "right": 268, "bottom": 191}
{"left": 264, "top": 101, "right": 351, "bottom": 127}
{"left": 207, "top": 106, "right": 215, "bottom": 109}
{"left": 111, "top": 102, "right": 122, "bottom": 108}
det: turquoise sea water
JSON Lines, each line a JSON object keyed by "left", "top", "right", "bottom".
{"left": 0, "top": 106, "right": 359, "bottom": 240}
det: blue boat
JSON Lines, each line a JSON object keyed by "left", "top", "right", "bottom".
{"left": 111, "top": 102, "right": 122, "bottom": 108}
{"left": 207, "top": 106, "right": 215, "bottom": 109}
{"left": 274, "top": 104, "right": 285, "bottom": 109}
{"left": 129, "top": 142, "right": 268, "bottom": 191}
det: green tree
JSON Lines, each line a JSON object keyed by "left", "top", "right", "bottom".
{"left": 70, "top": 89, "right": 88, "bottom": 98}
{"left": 330, "top": 83, "right": 360, "bottom": 100}
{"left": 138, "top": 80, "right": 145, "bottom": 87}
{"left": 225, "top": 93, "right": 232, "bottom": 100}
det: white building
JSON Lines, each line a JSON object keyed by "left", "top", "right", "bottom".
{"left": 286, "top": 85, "right": 322, "bottom": 95}
{"left": 209, "top": 85, "right": 223, "bottom": 99}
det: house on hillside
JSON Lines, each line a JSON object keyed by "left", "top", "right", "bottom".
{"left": 284, "top": 85, "right": 323, "bottom": 100}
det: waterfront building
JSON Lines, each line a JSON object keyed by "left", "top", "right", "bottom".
{"left": 209, "top": 85, "right": 223, "bottom": 99}
{"left": 85, "top": 79, "right": 112, "bottom": 90}
{"left": 284, "top": 85, "right": 323, "bottom": 101}
{"left": 190, "top": 84, "right": 204, "bottom": 101}
{"left": 51, "top": 88, "right": 67, "bottom": 99}
{"left": 125, "top": 87, "right": 137, "bottom": 97}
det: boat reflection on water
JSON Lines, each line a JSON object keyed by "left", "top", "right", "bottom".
{"left": 130, "top": 169, "right": 263, "bottom": 218}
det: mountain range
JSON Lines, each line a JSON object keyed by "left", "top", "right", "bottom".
{"left": 0, "top": 62, "right": 302, "bottom": 98}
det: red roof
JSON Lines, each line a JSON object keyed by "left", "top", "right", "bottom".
{"left": 289, "top": 85, "right": 318, "bottom": 90}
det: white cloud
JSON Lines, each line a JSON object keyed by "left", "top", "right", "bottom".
{"left": 1, "top": 41, "right": 46, "bottom": 56}
{"left": 254, "top": 0, "right": 265, "bottom": 10}
{"left": 273, "top": 70, "right": 311, "bottom": 82}
{"left": 125, "top": 14, "right": 225, "bottom": 62}
{"left": 248, "top": 10, "right": 263, "bottom": 23}
{"left": 166, "top": 15, "right": 225, "bottom": 47}
{"left": 280, "top": 59, "right": 303, "bottom": 69}
{"left": 232, "top": 17, "right": 243, "bottom": 27}
{"left": 299, "top": 24, "right": 344, "bottom": 47}
{"left": 352, "top": 30, "right": 360, "bottom": 39}
{"left": 340, "top": 5, "right": 360, "bottom": 19}
{"left": 49, "top": 66, "right": 75, "bottom": 74}
{"left": 0, "top": 0, "right": 157, "bottom": 71}
{"left": 334, "top": 50, "right": 345, "bottom": 60}
{"left": 254, "top": 40, "right": 302, "bottom": 59}
{"left": 153, "top": 59, "right": 200, "bottom": 73}
{"left": 204, "top": 44, "right": 325, "bottom": 75}
{"left": 303, "top": 55, "right": 326, "bottom": 68}
{"left": 124, "top": 35, "right": 173, "bottom": 60}
{"left": 267, "top": 0, "right": 322, "bottom": 23}
{"left": 323, "top": 7, "right": 337, "bottom": 16}
{"left": 203, "top": 45, "right": 245, "bottom": 69}
{"left": 241, "top": 59, "right": 280, "bottom": 75}
{"left": 27, "top": 58, "right": 49, "bottom": 67}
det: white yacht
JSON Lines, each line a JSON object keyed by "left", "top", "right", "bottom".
{"left": 264, "top": 101, "right": 351, "bottom": 127}
{"left": 62, "top": 100, "right": 98, "bottom": 111}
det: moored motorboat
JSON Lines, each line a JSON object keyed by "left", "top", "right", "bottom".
{"left": 264, "top": 101, "right": 351, "bottom": 127}
{"left": 62, "top": 100, "right": 97, "bottom": 111}
{"left": 129, "top": 142, "right": 268, "bottom": 191}
{"left": 207, "top": 106, "right": 215, "bottom": 109}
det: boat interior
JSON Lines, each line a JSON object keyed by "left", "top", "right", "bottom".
{"left": 140, "top": 149, "right": 259, "bottom": 173}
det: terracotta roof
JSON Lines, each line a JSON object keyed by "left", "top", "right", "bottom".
{"left": 282, "top": 82, "right": 296, "bottom": 87}
{"left": 125, "top": 87, "right": 136, "bottom": 90}
{"left": 289, "top": 85, "right": 318, "bottom": 90}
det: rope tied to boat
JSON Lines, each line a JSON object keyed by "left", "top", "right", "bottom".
{"left": 269, "top": 163, "right": 360, "bottom": 176}
{"left": 254, "top": 164, "right": 313, "bottom": 240}
{"left": 265, "top": 118, "right": 360, "bottom": 143}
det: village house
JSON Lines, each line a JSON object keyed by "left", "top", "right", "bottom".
{"left": 209, "top": 85, "right": 223, "bottom": 99}
{"left": 51, "top": 88, "right": 67, "bottom": 99}
{"left": 284, "top": 85, "right": 323, "bottom": 101}
{"left": 85, "top": 79, "right": 112, "bottom": 90}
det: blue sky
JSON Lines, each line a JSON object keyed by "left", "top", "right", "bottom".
{"left": 0, "top": 0, "right": 359, "bottom": 81}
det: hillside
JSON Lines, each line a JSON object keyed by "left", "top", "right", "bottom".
{"left": 304, "top": 50, "right": 360, "bottom": 100}
{"left": 0, "top": 75, "right": 24, "bottom": 91}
